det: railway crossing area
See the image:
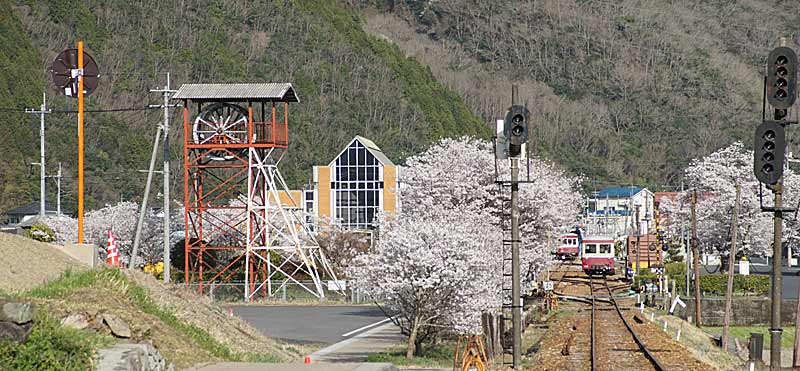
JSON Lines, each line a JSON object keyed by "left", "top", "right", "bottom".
{"left": 529, "top": 263, "right": 716, "bottom": 370}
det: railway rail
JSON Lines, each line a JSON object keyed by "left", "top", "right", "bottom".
{"left": 589, "top": 276, "right": 667, "bottom": 371}
{"left": 537, "top": 263, "right": 714, "bottom": 370}
{"left": 548, "top": 264, "right": 667, "bottom": 371}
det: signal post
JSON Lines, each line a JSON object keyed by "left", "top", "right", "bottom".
{"left": 495, "top": 85, "right": 530, "bottom": 369}
{"left": 754, "top": 45, "right": 796, "bottom": 371}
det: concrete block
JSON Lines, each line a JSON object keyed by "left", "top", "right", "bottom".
{"left": 63, "top": 243, "right": 99, "bottom": 268}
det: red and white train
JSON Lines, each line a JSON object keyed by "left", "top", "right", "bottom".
{"left": 554, "top": 233, "right": 580, "bottom": 260}
{"left": 580, "top": 236, "right": 616, "bottom": 276}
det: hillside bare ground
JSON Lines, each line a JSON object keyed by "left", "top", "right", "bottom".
{"left": 124, "top": 270, "right": 304, "bottom": 359}
{"left": 0, "top": 233, "right": 301, "bottom": 367}
{"left": 28, "top": 269, "right": 302, "bottom": 368}
{"left": 0, "top": 232, "right": 85, "bottom": 292}
{"left": 32, "top": 277, "right": 217, "bottom": 368}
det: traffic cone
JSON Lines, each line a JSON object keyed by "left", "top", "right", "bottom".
{"left": 106, "top": 230, "right": 121, "bottom": 267}
{"left": 304, "top": 356, "right": 311, "bottom": 364}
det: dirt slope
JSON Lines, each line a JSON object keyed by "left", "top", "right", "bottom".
{"left": 125, "top": 270, "right": 302, "bottom": 360}
{"left": 0, "top": 232, "right": 85, "bottom": 292}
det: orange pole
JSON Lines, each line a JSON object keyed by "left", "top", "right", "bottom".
{"left": 77, "top": 41, "right": 85, "bottom": 243}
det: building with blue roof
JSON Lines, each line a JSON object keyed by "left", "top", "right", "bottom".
{"left": 584, "top": 186, "right": 654, "bottom": 237}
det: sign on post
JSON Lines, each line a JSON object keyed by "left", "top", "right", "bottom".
{"left": 542, "top": 281, "right": 554, "bottom": 291}
{"left": 739, "top": 258, "right": 750, "bottom": 275}
{"left": 670, "top": 295, "right": 686, "bottom": 314}
{"left": 327, "top": 280, "right": 347, "bottom": 291}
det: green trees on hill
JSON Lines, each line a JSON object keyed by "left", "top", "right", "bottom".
{"left": 0, "top": 0, "right": 488, "bottom": 215}
{"left": 364, "top": 0, "right": 780, "bottom": 190}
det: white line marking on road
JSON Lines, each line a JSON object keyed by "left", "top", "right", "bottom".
{"left": 309, "top": 322, "right": 398, "bottom": 361}
{"left": 342, "top": 316, "right": 394, "bottom": 337}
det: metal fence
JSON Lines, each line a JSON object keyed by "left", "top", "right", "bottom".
{"left": 183, "top": 281, "right": 375, "bottom": 303}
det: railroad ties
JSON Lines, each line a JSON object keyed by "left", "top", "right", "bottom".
{"left": 550, "top": 264, "right": 667, "bottom": 371}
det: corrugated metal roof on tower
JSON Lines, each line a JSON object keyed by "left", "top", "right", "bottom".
{"left": 172, "top": 83, "right": 299, "bottom": 102}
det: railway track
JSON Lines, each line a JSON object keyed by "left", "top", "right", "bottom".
{"left": 535, "top": 264, "right": 713, "bottom": 370}
{"left": 588, "top": 275, "right": 666, "bottom": 371}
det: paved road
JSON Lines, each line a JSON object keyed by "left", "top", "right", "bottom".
{"left": 227, "top": 305, "right": 389, "bottom": 344}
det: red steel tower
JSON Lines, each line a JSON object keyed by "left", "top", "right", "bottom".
{"left": 175, "top": 83, "right": 336, "bottom": 300}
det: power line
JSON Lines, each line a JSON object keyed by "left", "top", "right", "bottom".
{"left": 0, "top": 105, "right": 164, "bottom": 113}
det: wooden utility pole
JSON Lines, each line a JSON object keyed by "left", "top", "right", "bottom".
{"left": 691, "top": 190, "right": 701, "bottom": 327}
{"left": 722, "top": 183, "right": 740, "bottom": 350}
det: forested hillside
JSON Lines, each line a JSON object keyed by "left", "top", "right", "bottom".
{"left": 358, "top": 0, "right": 789, "bottom": 189}
{"left": 3, "top": 0, "right": 792, "bottom": 216}
{"left": 0, "top": 0, "right": 488, "bottom": 215}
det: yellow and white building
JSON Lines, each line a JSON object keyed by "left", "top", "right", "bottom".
{"left": 299, "top": 136, "right": 400, "bottom": 230}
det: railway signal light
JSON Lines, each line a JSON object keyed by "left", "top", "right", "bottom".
{"left": 767, "top": 46, "right": 797, "bottom": 110}
{"left": 754, "top": 121, "right": 786, "bottom": 185}
{"left": 504, "top": 105, "right": 530, "bottom": 157}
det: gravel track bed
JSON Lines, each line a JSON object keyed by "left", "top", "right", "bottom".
{"left": 533, "top": 265, "right": 716, "bottom": 370}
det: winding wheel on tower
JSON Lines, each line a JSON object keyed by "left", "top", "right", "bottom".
{"left": 174, "top": 83, "right": 337, "bottom": 300}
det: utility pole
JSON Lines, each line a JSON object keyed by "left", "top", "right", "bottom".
{"left": 682, "top": 181, "right": 689, "bottom": 297}
{"left": 635, "top": 205, "right": 641, "bottom": 277}
{"left": 54, "top": 163, "right": 62, "bottom": 216}
{"left": 149, "top": 73, "right": 177, "bottom": 283}
{"left": 644, "top": 200, "right": 651, "bottom": 270}
{"left": 691, "top": 190, "right": 701, "bottom": 327}
{"left": 130, "top": 125, "right": 162, "bottom": 269}
{"left": 510, "top": 85, "right": 522, "bottom": 370}
{"left": 722, "top": 182, "right": 740, "bottom": 350}
{"left": 25, "top": 92, "right": 52, "bottom": 218}
{"left": 43, "top": 162, "right": 63, "bottom": 216}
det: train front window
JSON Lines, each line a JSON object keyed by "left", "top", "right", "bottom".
{"left": 584, "top": 244, "right": 597, "bottom": 254}
{"left": 599, "top": 244, "right": 612, "bottom": 254}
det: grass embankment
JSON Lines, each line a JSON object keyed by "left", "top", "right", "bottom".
{"left": 366, "top": 342, "right": 455, "bottom": 369}
{"left": 0, "top": 268, "right": 290, "bottom": 369}
{"left": 0, "top": 312, "right": 112, "bottom": 371}
{"left": 705, "top": 326, "right": 796, "bottom": 348}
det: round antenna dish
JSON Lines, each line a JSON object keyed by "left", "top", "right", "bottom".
{"left": 51, "top": 48, "right": 100, "bottom": 97}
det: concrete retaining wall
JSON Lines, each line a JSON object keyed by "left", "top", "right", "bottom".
{"left": 674, "top": 297, "right": 798, "bottom": 326}
{"left": 63, "top": 243, "right": 100, "bottom": 268}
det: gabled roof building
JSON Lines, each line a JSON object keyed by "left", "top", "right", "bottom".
{"left": 585, "top": 186, "right": 654, "bottom": 237}
{"left": 306, "top": 136, "right": 400, "bottom": 230}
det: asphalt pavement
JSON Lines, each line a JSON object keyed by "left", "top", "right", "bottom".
{"left": 227, "top": 305, "right": 389, "bottom": 344}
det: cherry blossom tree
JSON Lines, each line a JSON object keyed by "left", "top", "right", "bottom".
{"left": 314, "top": 216, "right": 372, "bottom": 277}
{"left": 43, "top": 201, "right": 164, "bottom": 267}
{"left": 348, "top": 206, "right": 501, "bottom": 358}
{"left": 659, "top": 142, "right": 800, "bottom": 259}
{"left": 349, "top": 136, "right": 582, "bottom": 357}
{"left": 401, "top": 137, "right": 583, "bottom": 279}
